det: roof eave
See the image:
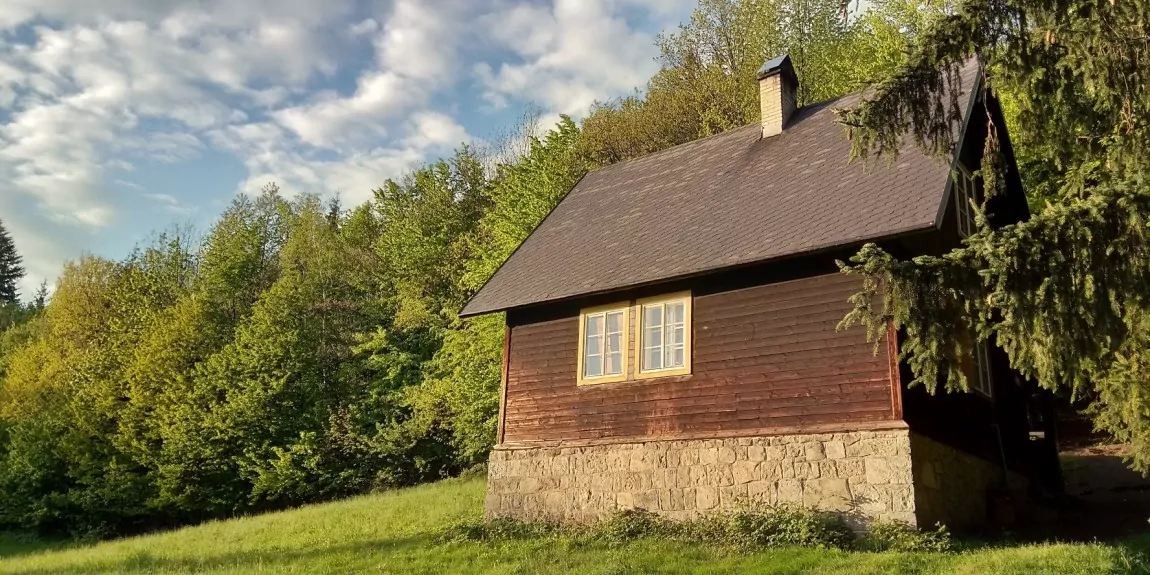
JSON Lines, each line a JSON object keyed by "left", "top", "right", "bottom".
{"left": 458, "top": 220, "right": 940, "bottom": 318}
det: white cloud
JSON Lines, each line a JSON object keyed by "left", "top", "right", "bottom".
{"left": 0, "top": 0, "right": 693, "bottom": 300}
{"left": 142, "top": 192, "right": 196, "bottom": 215}
{"left": 273, "top": 71, "right": 412, "bottom": 150}
{"left": 222, "top": 111, "right": 471, "bottom": 207}
{"left": 271, "top": 0, "right": 479, "bottom": 151}
{"left": 475, "top": 0, "right": 693, "bottom": 116}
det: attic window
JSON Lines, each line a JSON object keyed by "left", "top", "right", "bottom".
{"left": 636, "top": 292, "right": 692, "bottom": 379}
{"left": 577, "top": 303, "right": 629, "bottom": 385}
{"left": 954, "top": 164, "right": 980, "bottom": 237}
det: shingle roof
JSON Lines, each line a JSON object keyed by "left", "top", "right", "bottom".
{"left": 461, "top": 63, "right": 980, "bottom": 317}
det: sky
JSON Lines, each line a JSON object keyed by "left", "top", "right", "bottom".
{"left": 0, "top": 0, "right": 696, "bottom": 299}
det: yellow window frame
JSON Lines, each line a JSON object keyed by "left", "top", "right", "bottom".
{"left": 576, "top": 302, "right": 630, "bottom": 386}
{"left": 635, "top": 291, "right": 693, "bottom": 380}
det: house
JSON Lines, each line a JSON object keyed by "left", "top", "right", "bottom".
{"left": 459, "top": 55, "right": 1057, "bottom": 530}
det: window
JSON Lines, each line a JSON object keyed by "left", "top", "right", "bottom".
{"left": 636, "top": 293, "right": 692, "bottom": 378}
{"left": 970, "top": 341, "right": 993, "bottom": 398}
{"left": 954, "top": 164, "right": 979, "bottom": 237}
{"left": 577, "top": 303, "right": 629, "bottom": 385}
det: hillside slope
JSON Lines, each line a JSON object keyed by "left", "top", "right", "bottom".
{"left": 0, "top": 477, "right": 1144, "bottom": 575}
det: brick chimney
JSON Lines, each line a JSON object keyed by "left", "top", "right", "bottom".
{"left": 757, "top": 54, "right": 798, "bottom": 138}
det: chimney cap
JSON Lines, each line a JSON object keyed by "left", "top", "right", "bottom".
{"left": 757, "top": 54, "right": 797, "bottom": 86}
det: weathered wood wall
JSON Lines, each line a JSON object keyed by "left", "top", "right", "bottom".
{"left": 500, "top": 272, "right": 899, "bottom": 446}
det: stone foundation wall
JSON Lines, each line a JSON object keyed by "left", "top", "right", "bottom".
{"left": 486, "top": 430, "right": 919, "bottom": 526}
{"left": 910, "top": 433, "right": 1029, "bottom": 530}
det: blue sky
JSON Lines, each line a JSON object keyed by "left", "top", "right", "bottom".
{"left": 0, "top": 0, "right": 695, "bottom": 298}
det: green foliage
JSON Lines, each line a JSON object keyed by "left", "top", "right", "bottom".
{"left": 0, "top": 0, "right": 943, "bottom": 537}
{"left": 448, "top": 505, "right": 856, "bottom": 552}
{"left": 579, "top": 0, "right": 922, "bottom": 165}
{"left": 834, "top": 1, "right": 1150, "bottom": 471}
{"left": 723, "top": 504, "right": 854, "bottom": 549}
{"left": 857, "top": 520, "right": 954, "bottom": 552}
{"left": 0, "top": 477, "right": 1143, "bottom": 574}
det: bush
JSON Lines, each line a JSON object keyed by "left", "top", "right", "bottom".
{"left": 856, "top": 520, "right": 954, "bottom": 553}
{"left": 723, "top": 504, "right": 854, "bottom": 549}
{"left": 595, "top": 509, "right": 672, "bottom": 544}
{"left": 443, "top": 505, "right": 861, "bottom": 551}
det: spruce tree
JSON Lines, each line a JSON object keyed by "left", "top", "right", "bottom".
{"left": 0, "top": 218, "right": 24, "bottom": 304}
{"left": 835, "top": 2, "right": 1150, "bottom": 470}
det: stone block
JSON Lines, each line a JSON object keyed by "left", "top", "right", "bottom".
{"left": 520, "top": 477, "right": 542, "bottom": 493}
{"left": 696, "top": 486, "right": 719, "bottom": 510}
{"left": 681, "top": 448, "right": 700, "bottom": 466}
{"left": 803, "top": 478, "right": 853, "bottom": 512}
{"left": 888, "top": 484, "right": 915, "bottom": 513}
{"left": 635, "top": 490, "right": 661, "bottom": 511}
{"left": 777, "top": 479, "right": 803, "bottom": 504}
{"left": 764, "top": 445, "right": 785, "bottom": 461}
{"left": 747, "top": 480, "right": 775, "bottom": 504}
{"left": 717, "top": 447, "right": 737, "bottom": 464}
{"left": 825, "top": 441, "right": 846, "bottom": 460}
{"left": 699, "top": 448, "right": 718, "bottom": 465}
{"left": 834, "top": 458, "right": 865, "bottom": 479}
{"left": 629, "top": 452, "right": 654, "bottom": 472}
{"left": 805, "top": 443, "right": 826, "bottom": 462}
{"left": 864, "top": 458, "right": 902, "bottom": 485}
{"left": 851, "top": 483, "right": 890, "bottom": 515}
{"left": 747, "top": 445, "right": 766, "bottom": 462}
{"left": 617, "top": 492, "right": 635, "bottom": 509}
{"left": 732, "top": 461, "right": 758, "bottom": 484}
{"left": 713, "top": 466, "right": 735, "bottom": 487}
{"left": 720, "top": 484, "right": 748, "bottom": 507}
{"left": 759, "top": 462, "right": 782, "bottom": 480}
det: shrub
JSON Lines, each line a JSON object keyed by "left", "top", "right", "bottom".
{"left": 856, "top": 520, "right": 953, "bottom": 553}
{"left": 594, "top": 509, "right": 675, "bottom": 545}
{"left": 444, "top": 505, "right": 859, "bottom": 551}
{"left": 724, "top": 504, "right": 854, "bottom": 550}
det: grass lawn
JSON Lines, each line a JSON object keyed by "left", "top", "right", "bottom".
{"left": 0, "top": 477, "right": 1147, "bottom": 574}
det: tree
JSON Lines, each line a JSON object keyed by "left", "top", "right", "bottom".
{"left": 835, "top": 1, "right": 1150, "bottom": 470}
{"left": 30, "top": 282, "right": 47, "bottom": 312}
{"left": 0, "top": 219, "right": 24, "bottom": 304}
{"left": 579, "top": 0, "right": 922, "bottom": 165}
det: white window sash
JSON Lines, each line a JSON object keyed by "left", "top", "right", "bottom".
{"left": 583, "top": 309, "right": 625, "bottom": 379}
{"left": 641, "top": 298, "right": 687, "bottom": 373}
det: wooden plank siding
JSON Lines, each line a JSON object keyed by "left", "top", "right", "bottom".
{"left": 500, "top": 272, "right": 899, "bottom": 446}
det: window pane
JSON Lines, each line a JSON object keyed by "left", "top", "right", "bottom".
{"left": 644, "top": 347, "right": 662, "bottom": 371}
{"left": 666, "top": 302, "right": 685, "bottom": 325}
{"left": 586, "top": 314, "right": 603, "bottom": 338}
{"left": 606, "top": 311, "right": 623, "bottom": 334}
{"left": 583, "top": 313, "right": 604, "bottom": 378}
{"left": 605, "top": 350, "right": 622, "bottom": 375}
{"left": 605, "top": 330, "right": 622, "bottom": 354}
{"left": 667, "top": 344, "right": 685, "bottom": 369}
{"left": 643, "top": 305, "right": 663, "bottom": 331}
{"left": 584, "top": 354, "right": 603, "bottom": 378}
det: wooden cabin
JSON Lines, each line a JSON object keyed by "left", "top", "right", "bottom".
{"left": 460, "top": 55, "right": 1057, "bottom": 530}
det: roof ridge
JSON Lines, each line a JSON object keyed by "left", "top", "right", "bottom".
{"left": 588, "top": 90, "right": 866, "bottom": 178}
{"left": 590, "top": 123, "right": 759, "bottom": 176}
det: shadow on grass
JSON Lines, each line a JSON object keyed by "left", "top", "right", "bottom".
{"left": 2, "top": 534, "right": 457, "bottom": 575}
{"left": 0, "top": 534, "right": 70, "bottom": 561}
